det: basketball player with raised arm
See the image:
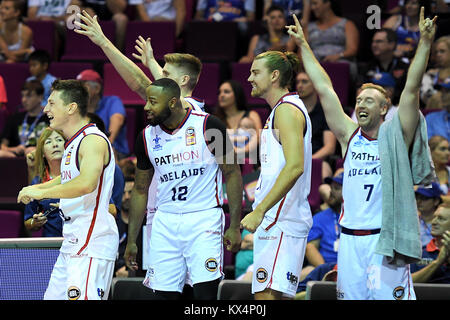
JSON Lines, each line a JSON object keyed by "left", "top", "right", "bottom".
{"left": 240, "top": 50, "right": 313, "bottom": 300}
{"left": 287, "top": 9, "right": 437, "bottom": 299}
{"left": 121, "top": 78, "right": 242, "bottom": 300}
{"left": 17, "top": 80, "right": 119, "bottom": 300}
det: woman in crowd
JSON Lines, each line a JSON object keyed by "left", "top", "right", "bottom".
{"left": 214, "top": 80, "right": 262, "bottom": 165}
{"left": 429, "top": 135, "right": 450, "bottom": 195}
{"left": 0, "top": 0, "right": 33, "bottom": 63}
{"left": 383, "top": 0, "right": 429, "bottom": 59}
{"left": 24, "top": 128, "right": 64, "bottom": 237}
{"left": 239, "top": 5, "right": 296, "bottom": 63}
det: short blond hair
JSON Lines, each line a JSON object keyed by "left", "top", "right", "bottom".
{"left": 359, "top": 83, "right": 392, "bottom": 118}
{"left": 164, "top": 53, "right": 202, "bottom": 91}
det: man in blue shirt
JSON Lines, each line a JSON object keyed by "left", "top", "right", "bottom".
{"left": 425, "top": 79, "right": 450, "bottom": 140}
{"left": 77, "top": 69, "right": 129, "bottom": 160}
{"left": 303, "top": 171, "right": 343, "bottom": 276}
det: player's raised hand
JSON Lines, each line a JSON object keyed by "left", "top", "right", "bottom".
{"left": 132, "top": 36, "right": 155, "bottom": 68}
{"left": 419, "top": 6, "right": 437, "bottom": 42}
{"left": 286, "top": 14, "right": 307, "bottom": 47}
{"left": 74, "top": 10, "right": 108, "bottom": 48}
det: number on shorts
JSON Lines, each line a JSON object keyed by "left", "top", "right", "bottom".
{"left": 364, "top": 184, "right": 374, "bottom": 201}
{"left": 171, "top": 186, "right": 188, "bottom": 201}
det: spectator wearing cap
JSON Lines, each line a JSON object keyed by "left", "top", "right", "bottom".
{"left": 415, "top": 182, "right": 444, "bottom": 247}
{"left": 411, "top": 199, "right": 450, "bottom": 284}
{"left": 425, "top": 81, "right": 450, "bottom": 140}
{"left": 352, "top": 72, "right": 398, "bottom": 123}
{"left": 301, "top": 171, "right": 343, "bottom": 280}
{"left": 77, "top": 69, "right": 129, "bottom": 160}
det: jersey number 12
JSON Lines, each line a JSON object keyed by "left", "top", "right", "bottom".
{"left": 171, "top": 186, "right": 188, "bottom": 201}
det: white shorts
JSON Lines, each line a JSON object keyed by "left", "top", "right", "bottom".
{"left": 44, "top": 252, "right": 115, "bottom": 300}
{"left": 252, "top": 225, "right": 307, "bottom": 298}
{"left": 143, "top": 207, "right": 224, "bottom": 292}
{"left": 337, "top": 232, "right": 416, "bottom": 300}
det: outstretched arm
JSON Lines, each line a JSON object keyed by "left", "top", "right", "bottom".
{"left": 287, "top": 14, "right": 357, "bottom": 151}
{"left": 74, "top": 11, "right": 151, "bottom": 99}
{"left": 397, "top": 7, "right": 437, "bottom": 149}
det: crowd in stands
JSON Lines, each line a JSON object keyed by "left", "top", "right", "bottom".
{"left": 0, "top": 0, "right": 449, "bottom": 298}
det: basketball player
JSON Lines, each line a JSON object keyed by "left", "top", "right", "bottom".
{"left": 287, "top": 9, "right": 436, "bottom": 299}
{"left": 240, "top": 50, "right": 313, "bottom": 300}
{"left": 74, "top": 11, "right": 205, "bottom": 113}
{"left": 17, "top": 80, "right": 119, "bottom": 300}
{"left": 125, "top": 78, "right": 242, "bottom": 300}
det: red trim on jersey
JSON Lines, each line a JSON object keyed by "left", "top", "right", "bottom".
{"left": 76, "top": 169, "right": 105, "bottom": 256}
{"left": 186, "top": 96, "right": 204, "bottom": 103}
{"left": 338, "top": 200, "right": 345, "bottom": 224}
{"left": 360, "top": 129, "right": 377, "bottom": 141}
{"left": 267, "top": 232, "right": 284, "bottom": 290}
{"left": 264, "top": 196, "right": 286, "bottom": 231}
{"left": 215, "top": 173, "right": 220, "bottom": 206}
{"left": 342, "top": 127, "right": 360, "bottom": 162}
{"left": 160, "top": 108, "right": 191, "bottom": 135}
{"left": 64, "top": 123, "right": 95, "bottom": 149}
{"left": 84, "top": 257, "right": 93, "bottom": 300}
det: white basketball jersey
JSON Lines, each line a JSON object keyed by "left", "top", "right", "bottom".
{"left": 143, "top": 109, "right": 223, "bottom": 213}
{"left": 146, "top": 97, "right": 206, "bottom": 215}
{"left": 59, "top": 123, "right": 119, "bottom": 261}
{"left": 253, "top": 93, "right": 313, "bottom": 237}
{"left": 339, "top": 128, "right": 382, "bottom": 229}
{"left": 185, "top": 96, "right": 205, "bottom": 112}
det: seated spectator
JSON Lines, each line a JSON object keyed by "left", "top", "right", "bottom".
{"left": 27, "top": 0, "right": 77, "bottom": 24}
{"left": 82, "top": 0, "right": 128, "bottom": 51}
{"left": 239, "top": 5, "right": 296, "bottom": 63}
{"left": 387, "top": 0, "right": 448, "bottom": 14}
{"left": 24, "top": 128, "right": 64, "bottom": 237}
{"left": 357, "top": 28, "right": 409, "bottom": 106}
{"left": 352, "top": 72, "right": 398, "bottom": 122}
{"left": 195, "top": 0, "right": 255, "bottom": 22}
{"left": 213, "top": 80, "right": 261, "bottom": 165}
{"left": 425, "top": 76, "right": 450, "bottom": 110}
{"left": 0, "top": 0, "right": 33, "bottom": 63}
{"left": 302, "top": 172, "right": 342, "bottom": 279}
{"left": 428, "top": 135, "right": 450, "bottom": 194}
{"left": 383, "top": 0, "right": 428, "bottom": 59}
{"left": 0, "top": 80, "right": 49, "bottom": 158}
{"left": 415, "top": 183, "right": 444, "bottom": 247}
{"left": 306, "top": 0, "right": 359, "bottom": 79}
{"left": 421, "top": 35, "right": 450, "bottom": 106}
{"left": 264, "top": 0, "right": 311, "bottom": 26}
{"left": 76, "top": 69, "right": 129, "bottom": 160}
{"left": 411, "top": 200, "right": 450, "bottom": 284}
{"left": 26, "top": 49, "right": 57, "bottom": 106}
{"left": 235, "top": 229, "right": 253, "bottom": 280}
{"left": 296, "top": 71, "right": 335, "bottom": 179}
{"left": 130, "top": 0, "right": 186, "bottom": 38}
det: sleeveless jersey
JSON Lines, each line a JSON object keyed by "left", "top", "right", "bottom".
{"left": 59, "top": 123, "right": 119, "bottom": 261}
{"left": 339, "top": 128, "right": 382, "bottom": 229}
{"left": 143, "top": 109, "right": 223, "bottom": 213}
{"left": 146, "top": 96, "right": 206, "bottom": 214}
{"left": 185, "top": 96, "right": 205, "bottom": 113}
{"left": 253, "top": 93, "right": 313, "bottom": 237}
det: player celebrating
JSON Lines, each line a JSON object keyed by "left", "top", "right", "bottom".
{"left": 240, "top": 50, "right": 313, "bottom": 300}
{"left": 17, "top": 80, "right": 119, "bottom": 300}
{"left": 123, "top": 78, "right": 242, "bottom": 300}
{"left": 287, "top": 8, "right": 437, "bottom": 300}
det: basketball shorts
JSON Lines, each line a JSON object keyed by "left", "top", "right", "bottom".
{"left": 337, "top": 232, "right": 416, "bottom": 300}
{"left": 143, "top": 207, "right": 224, "bottom": 292}
{"left": 252, "top": 225, "right": 307, "bottom": 298}
{"left": 44, "top": 252, "right": 114, "bottom": 300}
